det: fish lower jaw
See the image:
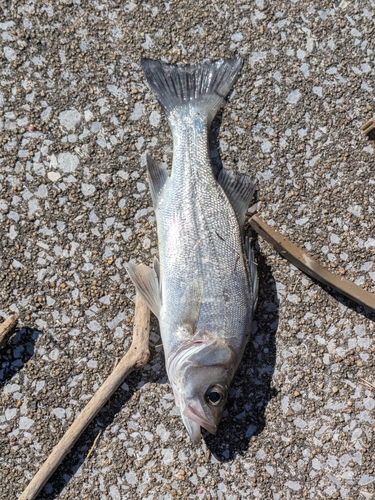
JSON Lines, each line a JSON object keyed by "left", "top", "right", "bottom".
{"left": 183, "top": 405, "right": 217, "bottom": 435}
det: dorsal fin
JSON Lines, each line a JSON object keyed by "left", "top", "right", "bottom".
{"left": 218, "top": 169, "right": 257, "bottom": 225}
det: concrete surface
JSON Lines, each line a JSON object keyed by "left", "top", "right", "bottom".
{"left": 0, "top": 0, "right": 374, "bottom": 499}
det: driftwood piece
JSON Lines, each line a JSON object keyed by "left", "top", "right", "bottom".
{"left": 0, "top": 313, "right": 19, "bottom": 350}
{"left": 19, "top": 294, "right": 150, "bottom": 500}
{"left": 250, "top": 214, "right": 375, "bottom": 313}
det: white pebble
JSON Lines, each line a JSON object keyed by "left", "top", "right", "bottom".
{"left": 35, "top": 381, "right": 45, "bottom": 392}
{"left": 162, "top": 448, "right": 174, "bottom": 464}
{"left": 296, "top": 217, "right": 309, "bottom": 226}
{"left": 347, "top": 204, "right": 361, "bottom": 217}
{"left": 81, "top": 183, "right": 96, "bottom": 196}
{"left": 122, "top": 228, "right": 132, "bottom": 241}
{"left": 106, "top": 312, "right": 126, "bottom": 329}
{"left": 143, "top": 238, "right": 151, "bottom": 249}
{"left": 149, "top": 110, "right": 160, "bottom": 127}
{"left": 87, "top": 320, "right": 101, "bottom": 331}
{"left": 286, "top": 89, "right": 301, "bottom": 104}
{"left": 130, "top": 102, "right": 144, "bottom": 120}
{"left": 47, "top": 171, "right": 61, "bottom": 182}
{"left": 59, "top": 109, "right": 81, "bottom": 130}
{"left": 312, "top": 86, "right": 323, "bottom": 97}
{"left": 19, "top": 416, "right": 34, "bottom": 430}
{"left": 287, "top": 481, "right": 301, "bottom": 491}
{"left": 256, "top": 449, "right": 266, "bottom": 460}
{"left": 58, "top": 152, "right": 79, "bottom": 173}
{"left": 231, "top": 32, "right": 243, "bottom": 42}
{"left": 365, "top": 238, "right": 375, "bottom": 249}
{"left": 5, "top": 408, "right": 17, "bottom": 420}
{"left": 359, "top": 474, "right": 374, "bottom": 486}
{"left": 109, "top": 485, "right": 121, "bottom": 500}
{"left": 114, "top": 327, "right": 124, "bottom": 339}
{"left": 91, "top": 121, "right": 101, "bottom": 133}
{"left": 125, "top": 471, "right": 137, "bottom": 485}
{"left": 294, "top": 418, "right": 307, "bottom": 429}
{"left": 84, "top": 109, "right": 94, "bottom": 121}
{"left": 49, "top": 349, "right": 59, "bottom": 360}
{"left": 53, "top": 408, "right": 65, "bottom": 419}
{"left": 40, "top": 107, "right": 52, "bottom": 122}
{"left": 141, "top": 34, "right": 154, "bottom": 50}
{"left": 36, "top": 184, "right": 48, "bottom": 198}
{"left": 3, "top": 46, "right": 16, "bottom": 61}
{"left": 28, "top": 198, "right": 40, "bottom": 216}
{"left": 107, "top": 84, "right": 127, "bottom": 99}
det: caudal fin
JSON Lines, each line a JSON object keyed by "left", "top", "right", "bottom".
{"left": 141, "top": 58, "right": 242, "bottom": 124}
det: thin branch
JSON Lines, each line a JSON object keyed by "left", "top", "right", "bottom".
{"left": 250, "top": 214, "right": 375, "bottom": 313}
{"left": 359, "top": 378, "right": 375, "bottom": 391}
{"left": 86, "top": 429, "right": 103, "bottom": 459}
{"left": 19, "top": 293, "right": 150, "bottom": 500}
{"left": 0, "top": 314, "right": 19, "bottom": 350}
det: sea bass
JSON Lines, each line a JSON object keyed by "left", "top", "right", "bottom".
{"left": 126, "top": 58, "right": 258, "bottom": 444}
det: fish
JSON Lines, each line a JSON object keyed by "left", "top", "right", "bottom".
{"left": 126, "top": 58, "right": 258, "bottom": 444}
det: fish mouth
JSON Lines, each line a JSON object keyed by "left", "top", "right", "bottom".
{"left": 181, "top": 414, "right": 202, "bottom": 445}
{"left": 183, "top": 403, "right": 217, "bottom": 435}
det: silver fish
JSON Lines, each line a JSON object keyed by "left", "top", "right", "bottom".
{"left": 126, "top": 58, "right": 258, "bottom": 444}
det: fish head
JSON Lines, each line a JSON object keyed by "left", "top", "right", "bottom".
{"left": 167, "top": 336, "right": 235, "bottom": 444}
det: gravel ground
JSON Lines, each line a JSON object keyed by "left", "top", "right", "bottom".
{"left": 1, "top": 1, "right": 375, "bottom": 499}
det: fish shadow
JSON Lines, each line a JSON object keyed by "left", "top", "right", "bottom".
{"left": 33, "top": 317, "right": 163, "bottom": 499}
{"left": 204, "top": 248, "right": 279, "bottom": 461}
{"left": 0, "top": 326, "right": 42, "bottom": 388}
{"left": 33, "top": 370, "right": 144, "bottom": 500}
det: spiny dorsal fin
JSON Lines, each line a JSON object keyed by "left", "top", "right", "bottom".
{"left": 125, "top": 262, "right": 161, "bottom": 318}
{"left": 218, "top": 169, "right": 257, "bottom": 226}
{"left": 146, "top": 154, "right": 169, "bottom": 206}
{"left": 180, "top": 279, "right": 203, "bottom": 333}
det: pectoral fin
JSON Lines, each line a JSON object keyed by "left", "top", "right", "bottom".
{"left": 180, "top": 279, "right": 203, "bottom": 333}
{"left": 218, "top": 169, "right": 257, "bottom": 226}
{"left": 125, "top": 261, "right": 161, "bottom": 318}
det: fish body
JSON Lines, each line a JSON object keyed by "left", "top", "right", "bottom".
{"left": 127, "top": 58, "right": 258, "bottom": 443}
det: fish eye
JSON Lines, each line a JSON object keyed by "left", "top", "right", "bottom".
{"left": 205, "top": 386, "right": 226, "bottom": 406}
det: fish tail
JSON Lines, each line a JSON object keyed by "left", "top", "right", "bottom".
{"left": 140, "top": 58, "right": 243, "bottom": 124}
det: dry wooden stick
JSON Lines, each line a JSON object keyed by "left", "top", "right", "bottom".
{"left": 0, "top": 313, "right": 19, "bottom": 350}
{"left": 250, "top": 214, "right": 375, "bottom": 313}
{"left": 19, "top": 294, "right": 150, "bottom": 500}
